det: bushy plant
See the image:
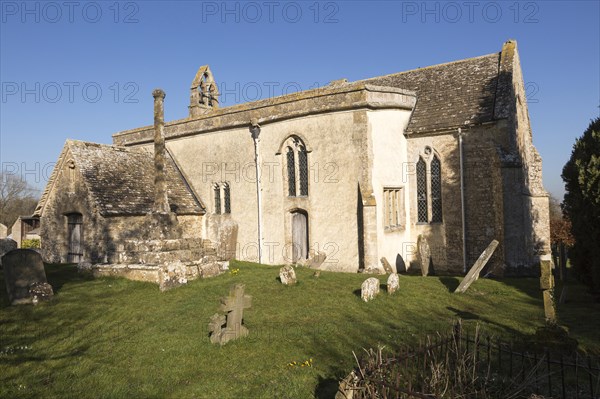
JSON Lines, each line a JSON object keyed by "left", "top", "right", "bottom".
{"left": 21, "top": 239, "right": 40, "bottom": 249}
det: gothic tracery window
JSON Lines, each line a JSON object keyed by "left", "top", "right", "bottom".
{"left": 283, "top": 136, "right": 309, "bottom": 197}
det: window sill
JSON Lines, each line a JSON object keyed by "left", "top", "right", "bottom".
{"left": 384, "top": 226, "right": 405, "bottom": 232}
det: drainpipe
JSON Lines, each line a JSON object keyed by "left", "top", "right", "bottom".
{"left": 250, "top": 119, "right": 263, "bottom": 264}
{"left": 458, "top": 128, "right": 467, "bottom": 273}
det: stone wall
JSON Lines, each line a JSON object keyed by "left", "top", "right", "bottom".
{"left": 122, "top": 85, "right": 416, "bottom": 272}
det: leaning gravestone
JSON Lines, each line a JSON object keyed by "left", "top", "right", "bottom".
{"left": 0, "top": 238, "right": 18, "bottom": 268}
{"left": 454, "top": 240, "right": 499, "bottom": 294}
{"left": 361, "top": 277, "right": 380, "bottom": 302}
{"left": 279, "top": 265, "right": 297, "bottom": 285}
{"left": 380, "top": 257, "right": 393, "bottom": 274}
{"left": 387, "top": 273, "right": 399, "bottom": 295}
{"left": 2, "top": 249, "right": 54, "bottom": 305}
{"left": 417, "top": 235, "right": 432, "bottom": 276}
{"left": 209, "top": 284, "right": 252, "bottom": 345}
{"left": 306, "top": 251, "right": 327, "bottom": 269}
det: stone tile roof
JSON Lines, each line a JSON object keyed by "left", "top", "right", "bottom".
{"left": 36, "top": 140, "right": 204, "bottom": 217}
{"left": 361, "top": 52, "right": 503, "bottom": 134}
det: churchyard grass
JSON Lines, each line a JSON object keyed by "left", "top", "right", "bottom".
{"left": 1, "top": 261, "right": 598, "bottom": 398}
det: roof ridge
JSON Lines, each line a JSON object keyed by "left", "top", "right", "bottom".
{"left": 355, "top": 52, "right": 500, "bottom": 83}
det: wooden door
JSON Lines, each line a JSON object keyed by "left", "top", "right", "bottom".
{"left": 292, "top": 211, "right": 308, "bottom": 263}
{"left": 67, "top": 213, "right": 83, "bottom": 263}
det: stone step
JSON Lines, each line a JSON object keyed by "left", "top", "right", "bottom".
{"left": 121, "top": 238, "right": 204, "bottom": 253}
{"left": 117, "top": 249, "right": 206, "bottom": 265}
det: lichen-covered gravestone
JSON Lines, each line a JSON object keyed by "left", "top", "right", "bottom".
{"left": 361, "top": 277, "right": 380, "bottom": 302}
{"left": 209, "top": 284, "right": 252, "bottom": 345}
{"left": 0, "top": 238, "right": 17, "bottom": 268}
{"left": 279, "top": 265, "right": 297, "bottom": 285}
{"left": 417, "top": 235, "right": 432, "bottom": 276}
{"left": 2, "top": 249, "right": 54, "bottom": 305}
{"left": 387, "top": 273, "right": 399, "bottom": 295}
{"left": 158, "top": 260, "right": 188, "bottom": 291}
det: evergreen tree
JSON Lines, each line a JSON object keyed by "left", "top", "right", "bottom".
{"left": 562, "top": 117, "right": 600, "bottom": 294}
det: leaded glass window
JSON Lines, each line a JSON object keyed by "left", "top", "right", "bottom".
{"left": 223, "top": 183, "right": 231, "bottom": 214}
{"left": 299, "top": 146, "right": 308, "bottom": 196}
{"left": 214, "top": 184, "right": 221, "bottom": 214}
{"left": 286, "top": 147, "right": 296, "bottom": 197}
{"left": 431, "top": 156, "right": 442, "bottom": 223}
{"left": 416, "top": 157, "right": 428, "bottom": 223}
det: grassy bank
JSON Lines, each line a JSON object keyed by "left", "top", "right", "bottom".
{"left": 1, "top": 261, "right": 597, "bottom": 398}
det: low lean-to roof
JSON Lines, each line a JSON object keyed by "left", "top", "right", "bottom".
{"left": 362, "top": 52, "right": 503, "bottom": 134}
{"left": 35, "top": 140, "right": 204, "bottom": 217}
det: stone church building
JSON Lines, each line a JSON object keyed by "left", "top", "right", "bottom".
{"left": 35, "top": 40, "right": 550, "bottom": 277}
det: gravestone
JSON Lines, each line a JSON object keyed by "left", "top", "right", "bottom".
{"left": 387, "top": 273, "right": 399, "bottom": 295}
{"left": 209, "top": 284, "right": 252, "bottom": 345}
{"left": 380, "top": 257, "right": 393, "bottom": 274}
{"left": 306, "top": 251, "right": 327, "bottom": 269}
{"left": 361, "top": 277, "right": 380, "bottom": 302}
{"left": 0, "top": 238, "right": 18, "bottom": 267}
{"left": 454, "top": 240, "right": 499, "bottom": 294}
{"left": 540, "top": 260, "right": 557, "bottom": 323}
{"left": 158, "top": 260, "right": 188, "bottom": 291}
{"left": 417, "top": 235, "right": 432, "bottom": 276}
{"left": 217, "top": 218, "right": 238, "bottom": 261}
{"left": 395, "top": 254, "right": 407, "bottom": 273}
{"left": 2, "top": 249, "right": 54, "bottom": 305}
{"left": 279, "top": 265, "right": 297, "bottom": 285}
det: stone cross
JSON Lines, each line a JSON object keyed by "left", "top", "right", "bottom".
{"left": 209, "top": 284, "right": 252, "bottom": 345}
{"left": 454, "top": 240, "right": 499, "bottom": 293}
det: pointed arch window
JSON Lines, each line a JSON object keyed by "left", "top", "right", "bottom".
{"left": 416, "top": 148, "right": 443, "bottom": 224}
{"left": 298, "top": 146, "right": 308, "bottom": 196}
{"left": 214, "top": 183, "right": 221, "bottom": 215}
{"left": 283, "top": 136, "right": 309, "bottom": 197}
{"left": 430, "top": 155, "right": 442, "bottom": 223}
{"left": 223, "top": 182, "right": 231, "bottom": 214}
{"left": 416, "top": 157, "right": 428, "bottom": 223}
{"left": 286, "top": 147, "right": 296, "bottom": 197}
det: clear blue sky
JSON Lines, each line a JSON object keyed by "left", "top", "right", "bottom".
{"left": 1, "top": 0, "right": 599, "bottom": 200}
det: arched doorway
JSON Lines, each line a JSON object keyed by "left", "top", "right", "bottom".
{"left": 66, "top": 213, "right": 83, "bottom": 263}
{"left": 291, "top": 210, "right": 308, "bottom": 263}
